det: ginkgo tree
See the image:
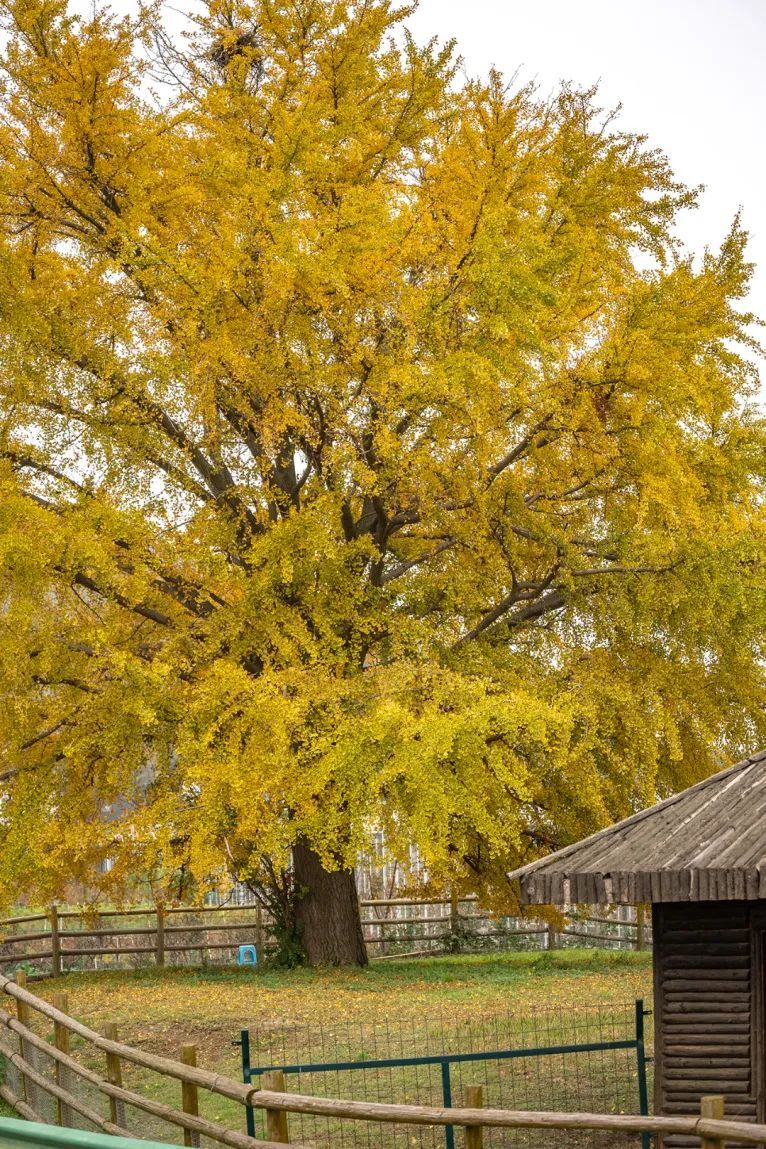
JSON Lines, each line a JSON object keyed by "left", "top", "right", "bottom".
{"left": 1, "top": 0, "right": 765, "bottom": 965}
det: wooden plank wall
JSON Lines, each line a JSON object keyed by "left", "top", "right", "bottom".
{"left": 655, "top": 901, "right": 760, "bottom": 1147}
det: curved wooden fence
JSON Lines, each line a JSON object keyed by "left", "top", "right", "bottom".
{"left": 0, "top": 970, "right": 265, "bottom": 1147}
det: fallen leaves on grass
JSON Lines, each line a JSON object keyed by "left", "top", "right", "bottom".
{"left": 35, "top": 951, "right": 652, "bottom": 1047}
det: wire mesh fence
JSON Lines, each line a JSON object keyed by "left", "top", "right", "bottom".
{"left": 244, "top": 1000, "right": 654, "bottom": 1149}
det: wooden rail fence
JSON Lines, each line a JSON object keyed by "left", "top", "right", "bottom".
{"left": 0, "top": 972, "right": 757, "bottom": 1149}
{"left": 0, "top": 900, "right": 650, "bottom": 977}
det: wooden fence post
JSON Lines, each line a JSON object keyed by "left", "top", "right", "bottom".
{"left": 53, "top": 991, "right": 71, "bottom": 1126}
{"left": 14, "top": 970, "right": 30, "bottom": 1104}
{"left": 635, "top": 904, "right": 646, "bottom": 951}
{"left": 547, "top": 922, "right": 558, "bottom": 950}
{"left": 181, "top": 1044, "right": 200, "bottom": 1148}
{"left": 700, "top": 1095, "right": 725, "bottom": 1149}
{"left": 449, "top": 890, "right": 460, "bottom": 953}
{"left": 103, "top": 1022, "right": 126, "bottom": 1129}
{"left": 465, "top": 1083, "right": 483, "bottom": 1149}
{"left": 14, "top": 969, "right": 28, "bottom": 1020}
{"left": 262, "top": 1069, "right": 290, "bottom": 1143}
{"left": 156, "top": 907, "right": 166, "bottom": 969}
{"left": 255, "top": 904, "right": 265, "bottom": 959}
{"left": 49, "top": 904, "right": 62, "bottom": 977}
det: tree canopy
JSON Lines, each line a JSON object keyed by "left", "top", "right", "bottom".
{"left": 0, "top": 0, "right": 764, "bottom": 915}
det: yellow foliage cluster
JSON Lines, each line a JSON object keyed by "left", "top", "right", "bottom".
{"left": 0, "top": 0, "right": 764, "bottom": 907}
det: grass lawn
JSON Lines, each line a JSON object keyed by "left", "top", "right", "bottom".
{"left": 43, "top": 953, "right": 652, "bottom": 1111}
{"left": 33, "top": 949, "right": 653, "bottom": 1063}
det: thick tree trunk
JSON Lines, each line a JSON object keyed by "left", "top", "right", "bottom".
{"left": 293, "top": 839, "right": 368, "bottom": 967}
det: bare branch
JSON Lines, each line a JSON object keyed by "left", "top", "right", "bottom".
{"left": 20, "top": 718, "right": 70, "bottom": 752}
{"left": 69, "top": 571, "right": 174, "bottom": 628}
{"left": 487, "top": 415, "right": 555, "bottom": 480}
{"left": 505, "top": 588, "right": 566, "bottom": 628}
{"left": 572, "top": 563, "right": 678, "bottom": 578}
{"left": 455, "top": 581, "right": 565, "bottom": 648}
{"left": 454, "top": 587, "right": 522, "bottom": 647}
{"left": 0, "top": 448, "right": 86, "bottom": 492}
{"left": 382, "top": 538, "right": 457, "bottom": 584}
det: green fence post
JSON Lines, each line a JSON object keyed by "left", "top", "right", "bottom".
{"left": 440, "top": 1059, "right": 455, "bottom": 1149}
{"left": 238, "top": 1030, "right": 256, "bottom": 1139}
{"left": 635, "top": 998, "right": 651, "bottom": 1149}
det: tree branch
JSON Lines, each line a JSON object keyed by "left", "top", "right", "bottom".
{"left": 487, "top": 415, "right": 555, "bottom": 480}
{"left": 69, "top": 570, "right": 174, "bottom": 628}
{"left": 381, "top": 537, "right": 457, "bottom": 584}
{"left": 572, "top": 563, "right": 678, "bottom": 578}
{"left": 455, "top": 582, "right": 565, "bottom": 648}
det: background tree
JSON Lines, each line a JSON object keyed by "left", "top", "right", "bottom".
{"left": 0, "top": 0, "right": 765, "bottom": 964}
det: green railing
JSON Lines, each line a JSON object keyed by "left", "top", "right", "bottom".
{"left": 0, "top": 1117, "right": 177, "bottom": 1149}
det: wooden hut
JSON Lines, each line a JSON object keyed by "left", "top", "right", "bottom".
{"left": 508, "top": 750, "right": 766, "bottom": 1142}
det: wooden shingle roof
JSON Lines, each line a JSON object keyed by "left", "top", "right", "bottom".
{"left": 508, "top": 750, "right": 766, "bottom": 904}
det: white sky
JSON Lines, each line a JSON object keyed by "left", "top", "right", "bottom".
{"left": 73, "top": 0, "right": 766, "bottom": 343}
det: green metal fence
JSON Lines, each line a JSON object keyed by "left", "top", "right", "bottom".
{"left": 239, "top": 999, "right": 653, "bottom": 1149}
